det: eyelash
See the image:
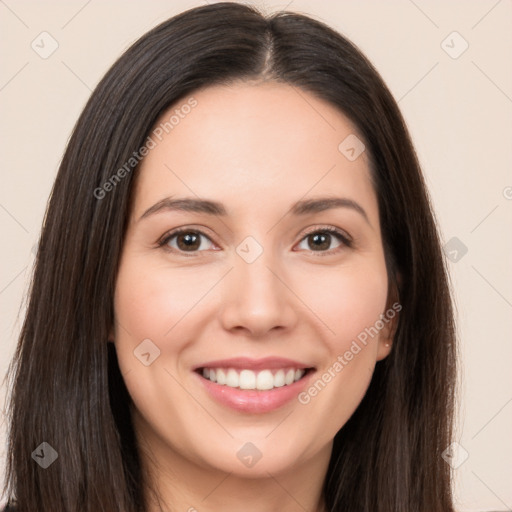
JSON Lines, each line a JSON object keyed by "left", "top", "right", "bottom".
{"left": 157, "top": 225, "right": 353, "bottom": 258}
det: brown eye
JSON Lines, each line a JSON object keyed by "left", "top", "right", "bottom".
{"left": 296, "top": 227, "right": 351, "bottom": 254}
{"left": 161, "top": 229, "right": 214, "bottom": 253}
{"left": 176, "top": 232, "right": 202, "bottom": 251}
{"left": 306, "top": 232, "right": 332, "bottom": 251}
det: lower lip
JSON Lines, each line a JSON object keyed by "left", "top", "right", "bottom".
{"left": 194, "top": 370, "right": 314, "bottom": 414}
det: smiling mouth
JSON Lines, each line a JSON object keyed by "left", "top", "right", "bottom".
{"left": 195, "top": 367, "right": 315, "bottom": 391}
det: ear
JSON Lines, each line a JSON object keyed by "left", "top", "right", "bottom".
{"left": 376, "top": 273, "right": 401, "bottom": 361}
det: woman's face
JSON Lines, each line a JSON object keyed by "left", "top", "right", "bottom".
{"left": 113, "top": 81, "right": 394, "bottom": 477}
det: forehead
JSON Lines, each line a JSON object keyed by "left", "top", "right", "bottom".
{"left": 132, "top": 81, "right": 377, "bottom": 222}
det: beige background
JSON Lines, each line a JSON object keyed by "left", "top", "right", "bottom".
{"left": 1, "top": 1, "right": 511, "bottom": 510}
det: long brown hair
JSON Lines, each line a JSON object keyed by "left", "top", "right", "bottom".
{"left": 3, "top": 3, "right": 456, "bottom": 511}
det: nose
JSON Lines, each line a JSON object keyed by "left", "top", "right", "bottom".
{"left": 218, "top": 250, "right": 298, "bottom": 338}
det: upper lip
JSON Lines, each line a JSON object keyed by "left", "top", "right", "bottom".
{"left": 193, "top": 357, "right": 315, "bottom": 371}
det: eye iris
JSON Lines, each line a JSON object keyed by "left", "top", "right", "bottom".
{"left": 177, "top": 232, "right": 200, "bottom": 251}
{"left": 309, "top": 232, "right": 331, "bottom": 251}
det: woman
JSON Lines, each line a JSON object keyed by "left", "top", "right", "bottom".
{"left": 3, "top": 2, "right": 456, "bottom": 511}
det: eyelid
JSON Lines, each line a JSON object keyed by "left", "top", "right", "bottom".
{"left": 300, "top": 224, "right": 352, "bottom": 244}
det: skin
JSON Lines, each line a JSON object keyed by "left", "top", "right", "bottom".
{"left": 112, "top": 81, "right": 396, "bottom": 512}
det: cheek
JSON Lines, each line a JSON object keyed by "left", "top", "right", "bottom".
{"left": 293, "top": 260, "right": 388, "bottom": 429}
{"left": 113, "top": 256, "right": 207, "bottom": 346}
{"left": 297, "top": 259, "right": 389, "bottom": 351}
{"left": 112, "top": 257, "right": 203, "bottom": 440}
{"left": 112, "top": 255, "right": 185, "bottom": 389}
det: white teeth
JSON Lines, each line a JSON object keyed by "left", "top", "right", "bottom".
{"left": 226, "top": 368, "right": 238, "bottom": 387}
{"left": 201, "top": 367, "right": 306, "bottom": 390}
{"left": 216, "top": 368, "right": 226, "bottom": 385}
{"left": 273, "top": 369, "right": 285, "bottom": 387}
{"left": 284, "top": 369, "right": 295, "bottom": 385}
{"left": 239, "top": 369, "right": 256, "bottom": 389}
{"left": 256, "top": 369, "right": 274, "bottom": 390}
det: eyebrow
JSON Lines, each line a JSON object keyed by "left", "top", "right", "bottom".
{"left": 139, "top": 196, "right": 370, "bottom": 224}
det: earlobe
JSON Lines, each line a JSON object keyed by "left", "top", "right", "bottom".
{"left": 377, "top": 302, "right": 400, "bottom": 360}
{"left": 376, "top": 338, "right": 393, "bottom": 361}
{"left": 376, "top": 273, "right": 401, "bottom": 360}
{"left": 376, "top": 303, "right": 400, "bottom": 360}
